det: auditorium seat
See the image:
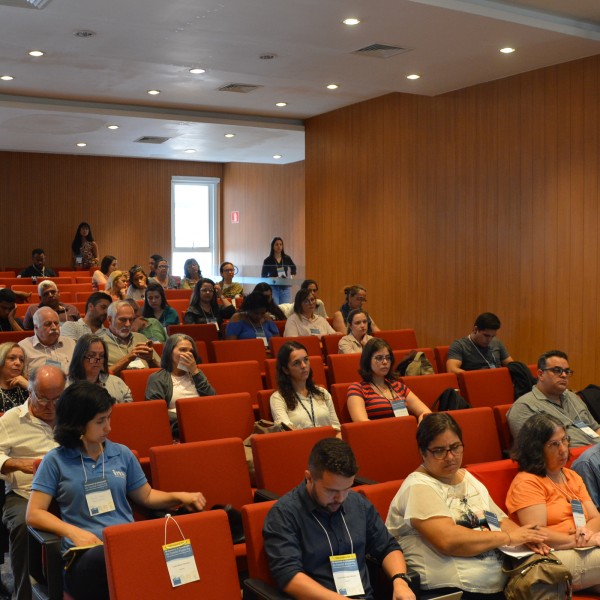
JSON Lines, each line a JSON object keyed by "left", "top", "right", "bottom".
{"left": 492, "top": 403, "right": 513, "bottom": 453}
{"left": 270, "top": 335, "right": 322, "bottom": 359}
{"left": 257, "top": 389, "right": 275, "bottom": 421}
{"left": 457, "top": 367, "right": 514, "bottom": 408}
{"left": 354, "top": 479, "right": 404, "bottom": 520}
{"left": 0, "top": 330, "right": 30, "bottom": 343}
{"left": 199, "top": 360, "right": 264, "bottom": 406}
{"left": 448, "top": 407, "right": 503, "bottom": 465}
{"left": 212, "top": 339, "right": 267, "bottom": 376}
{"left": 167, "top": 323, "right": 219, "bottom": 346}
{"left": 120, "top": 367, "right": 160, "bottom": 402}
{"left": 329, "top": 382, "right": 353, "bottom": 424}
{"left": 374, "top": 329, "right": 418, "bottom": 350}
{"left": 164, "top": 288, "right": 193, "bottom": 300}
{"left": 400, "top": 373, "right": 459, "bottom": 410}
{"left": 466, "top": 459, "right": 518, "bottom": 513}
{"left": 434, "top": 346, "right": 450, "bottom": 373}
{"left": 321, "top": 333, "right": 344, "bottom": 357}
{"left": 326, "top": 353, "right": 361, "bottom": 385}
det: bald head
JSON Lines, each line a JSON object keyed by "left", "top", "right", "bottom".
{"left": 28, "top": 365, "right": 65, "bottom": 424}
{"left": 33, "top": 307, "right": 61, "bottom": 346}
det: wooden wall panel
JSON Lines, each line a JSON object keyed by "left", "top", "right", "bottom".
{"left": 306, "top": 54, "right": 600, "bottom": 388}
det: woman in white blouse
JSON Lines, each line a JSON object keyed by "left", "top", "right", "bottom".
{"left": 283, "top": 288, "right": 335, "bottom": 338}
{"left": 270, "top": 341, "right": 340, "bottom": 436}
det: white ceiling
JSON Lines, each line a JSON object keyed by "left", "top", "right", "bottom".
{"left": 0, "top": 0, "right": 599, "bottom": 164}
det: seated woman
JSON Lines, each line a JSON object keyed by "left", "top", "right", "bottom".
{"left": 347, "top": 338, "right": 431, "bottom": 423}
{"left": 253, "top": 282, "right": 287, "bottom": 321}
{"left": 143, "top": 282, "right": 180, "bottom": 328}
{"left": 126, "top": 265, "right": 148, "bottom": 301}
{"left": 279, "top": 279, "right": 328, "bottom": 318}
{"left": 386, "top": 413, "right": 547, "bottom": 599}
{"left": 507, "top": 413, "right": 600, "bottom": 593}
{"left": 105, "top": 270, "right": 128, "bottom": 301}
{"left": 68, "top": 334, "right": 132, "bottom": 403}
{"left": 26, "top": 382, "right": 206, "bottom": 600}
{"left": 218, "top": 261, "right": 244, "bottom": 299}
{"left": 270, "top": 341, "right": 340, "bottom": 436}
{"left": 92, "top": 255, "right": 117, "bottom": 291}
{"left": 225, "top": 292, "right": 279, "bottom": 345}
{"left": 150, "top": 258, "right": 179, "bottom": 289}
{"left": 338, "top": 309, "right": 373, "bottom": 353}
{"left": 180, "top": 258, "right": 202, "bottom": 290}
{"left": 283, "top": 289, "right": 336, "bottom": 338}
{"left": 183, "top": 278, "right": 234, "bottom": 332}
{"left": 332, "top": 284, "right": 380, "bottom": 335}
{"left": 0, "top": 342, "right": 28, "bottom": 411}
{"left": 124, "top": 299, "right": 166, "bottom": 342}
{"left": 145, "top": 334, "right": 215, "bottom": 434}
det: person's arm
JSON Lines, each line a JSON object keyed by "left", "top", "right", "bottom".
{"left": 127, "top": 482, "right": 206, "bottom": 512}
{"left": 7, "top": 306, "right": 23, "bottom": 331}
{"left": 502, "top": 355, "right": 514, "bottom": 366}
{"left": 108, "top": 346, "right": 146, "bottom": 376}
{"left": 283, "top": 572, "right": 344, "bottom": 599}
{"left": 191, "top": 369, "right": 216, "bottom": 397}
{"left": 283, "top": 315, "right": 301, "bottom": 337}
{"left": 347, "top": 387, "right": 370, "bottom": 422}
{"left": 270, "top": 393, "right": 294, "bottom": 429}
{"left": 446, "top": 358, "right": 464, "bottom": 374}
{"left": 225, "top": 320, "right": 241, "bottom": 340}
{"left": 331, "top": 311, "right": 346, "bottom": 335}
{"left": 512, "top": 504, "right": 580, "bottom": 550}
{"left": 404, "top": 390, "right": 431, "bottom": 424}
{"left": 572, "top": 459, "right": 600, "bottom": 510}
{"left": 381, "top": 552, "right": 416, "bottom": 600}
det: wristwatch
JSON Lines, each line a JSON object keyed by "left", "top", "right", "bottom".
{"left": 391, "top": 573, "right": 411, "bottom": 585}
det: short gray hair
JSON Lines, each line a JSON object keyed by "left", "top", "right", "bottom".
{"left": 107, "top": 300, "right": 134, "bottom": 321}
{"left": 33, "top": 306, "right": 59, "bottom": 328}
{"left": 38, "top": 280, "right": 58, "bottom": 297}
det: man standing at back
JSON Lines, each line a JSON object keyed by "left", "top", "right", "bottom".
{"left": 263, "top": 438, "right": 415, "bottom": 599}
{"left": 446, "top": 312, "right": 513, "bottom": 374}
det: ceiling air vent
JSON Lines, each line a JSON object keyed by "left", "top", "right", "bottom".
{"left": 218, "top": 83, "right": 263, "bottom": 93}
{"left": 0, "top": 0, "right": 51, "bottom": 8}
{"left": 352, "top": 44, "right": 411, "bottom": 59}
{"left": 134, "top": 136, "right": 170, "bottom": 144}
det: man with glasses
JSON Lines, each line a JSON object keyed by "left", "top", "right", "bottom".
{"left": 22, "top": 279, "right": 81, "bottom": 330}
{"left": 0, "top": 365, "right": 65, "bottom": 600}
{"left": 61, "top": 291, "right": 112, "bottom": 340}
{"left": 507, "top": 350, "right": 600, "bottom": 447}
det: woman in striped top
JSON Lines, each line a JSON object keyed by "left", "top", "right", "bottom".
{"left": 347, "top": 338, "right": 431, "bottom": 423}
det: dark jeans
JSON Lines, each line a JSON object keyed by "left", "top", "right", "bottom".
{"left": 64, "top": 545, "right": 109, "bottom": 600}
{"left": 2, "top": 493, "right": 31, "bottom": 600}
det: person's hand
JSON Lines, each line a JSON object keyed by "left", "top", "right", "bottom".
{"left": 576, "top": 527, "right": 598, "bottom": 546}
{"left": 179, "top": 492, "right": 207, "bottom": 512}
{"left": 506, "top": 524, "right": 548, "bottom": 547}
{"left": 14, "top": 458, "right": 36, "bottom": 474}
{"left": 68, "top": 528, "right": 103, "bottom": 548}
{"left": 527, "top": 542, "right": 552, "bottom": 555}
{"left": 392, "top": 578, "right": 416, "bottom": 600}
{"left": 177, "top": 351, "right": 198, "bottom": 375}
{"left": 132, "top": 343, "right": 153, "bottom": 362}
{"left": 7, "top": 375, "right": 28, "bottom": 389}
{"left": 214, "top": 284, "right": 222, "bottom": 298}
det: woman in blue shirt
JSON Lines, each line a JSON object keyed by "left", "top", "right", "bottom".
{"left": 225, "top": 292, "right": 279, "bottom": 344}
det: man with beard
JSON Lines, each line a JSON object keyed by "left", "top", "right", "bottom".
{"left": 61, "top": 292, "right": 112, "bottom": 340}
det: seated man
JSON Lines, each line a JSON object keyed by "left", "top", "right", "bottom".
{"left": 19, "top": 307, "right": 76, "bottom": 376}
{"left": 61, "top": 291, "right": 112, "bottom": 340}
{"left": 263, "top": 437, "right": 415, "bottom": 600}
{"left": 99, "top": 300, "right": 160, "bottom": 376}
{"left": 0, "top": 289, "right": 24, "bottom": 331}
{"left": 17, "top": 248, "right": 57, "bottom": 278}
{"left": 0, "top": 365, "right": 64, "bottom": 600}
{"left": 572, "top": 445, "right": 600, "bottom": 510}
{"left": 446, "top": 312, "right": 513, "bottom": 374}
{"left": 508, "top": 349, "right": 600, "bottom": 447}
{"left": 23, "top": 280, "right": 80, "bottom": 330}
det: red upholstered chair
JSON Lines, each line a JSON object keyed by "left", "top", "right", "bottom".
{"left": 104, "top": 511, "right": 241, "bottom": 600}
{"left": 272, "top": 320, "right": 286, "bottom": 336}
{"left": 167, "top": 323, "right": 219, "bottom": 345}
{"left": 341, "top": 418, "right": 421, "bottom": 483}
{"left": 466, "top": 459, "right": 519, "bottom": 513}
{"left": 567, "top": 444, "right": 594, "bottom": 467}
{"left": 329, "top": 382, "right": 353, "bottom": 424}
{"left": 434, "top": 346, "right": 450, "bottom": 373}
{"left": 492, "top": 403, "right": 513, "bottom": 453}
{"left": 354, "top": 480, "right": 404, "bottom": 520}
{"left": 251, "top": 427, "right": 337, "bottom": 496}
{"left": 120, "top": 367, "right": 160, "bottom": 402}
{"left": 457, "top": 367, "right": 514, "bottom": 408}
{"left": 326, "top": 353, "right": 361, "bottom": 385}
{"left": 198, "top": 361, "right": 264, "bottom": 409}
{"left": 270, "top": 335, "right": 322, "bottom": 359}
{"left": 212, "top": 338, "right": 267, "bottom": 370}
{"left": 164, "top": 288, "right": 193, "bottom": 300}
{"left": 321, "top": 333, "right": 344, "bottom": 357}
{"left": 400, "top": 373, "right": 459, "bottom": 410}
{"left": 528, "top": 363, "right": 538, "bottom": 379}
{"left": 176, "top": 393, "right": 255, "bottom": 443}
{"left": 257, "top": 389, "right": 275, "bottom": 421}
{"left": 374, "top": 329, "right": 418, "bottom": 350}
{"left": 0, "top": 330, "right": 29, "bottom": 343}
{"left": 448, "top": 407, "right": 503, "bottom": 465}
{"left": 264, "top": 356, "right": 327, "bottom": 390}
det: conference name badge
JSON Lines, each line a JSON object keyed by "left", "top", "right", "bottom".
{"left": 329, "top": 553, "right": 365, "bottom": 597}
{"left": 162, "top": 539, "right": 200, "bottom": 587}
{"left": 83, "top": 477, "right": 115, "bottom": 516}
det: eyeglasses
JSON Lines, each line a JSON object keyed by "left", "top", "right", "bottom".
{"left": 373, "top": 355, "right": 392, "bottom": 364}
{"left": 222, "top": 268, "right": 235, "bottom": 273}
{"left": 302, "top": 297, "right": 316, "bottom": 305}
{"left": 32, "top": 391, "right": 61, "bottom": 407}
{"left": 545, "top": 435, "right": 570, "bottom": 450}
{"left": 85, "top": 355, "right": 104, "bottom": 364}
{"left": 541, "top": 366, "right": 574, "bottom": 377}
{"left": 426, "top": 443, "right": 464, "bottom": 460}
{"left": 157, "top": 264, "right": 169, "bottom": 269}
{"left": 200, "top": 288, "right": 214, "bottom": 294}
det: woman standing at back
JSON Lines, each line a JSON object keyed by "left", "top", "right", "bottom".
{"left": 261, "top": 237, "right": 296, "bottom": 304}
{"left": 71, "top": 222, "right": 99, "bottom": 270}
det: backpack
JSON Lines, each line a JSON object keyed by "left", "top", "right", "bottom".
{"left": 507, "top": 361, "right": 537, "bottom": 401}
{"left": 577, "top": 384, "right": 600, "bottom": 423}
{"left": 431, "top": 388, "right": 471, "bottom": 411}
{"left": 396, "top": 350, "right": 435, "bottom": 377}
{"left": 503, "top": 552, "right": 572, "bottom": 600}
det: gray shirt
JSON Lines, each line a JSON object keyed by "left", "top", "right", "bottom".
{"left": 447, "top": 336, "right": 509, "bottom": 370}
{"left": 61, "top": 318, "right": 107, "bottom": 340}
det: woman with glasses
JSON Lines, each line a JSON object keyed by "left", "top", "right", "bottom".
{"left": 218, "top": 261, "right": 244, "bottom": 299}
{"left": 338, "top": 309, "right": 373, "bottom": 354}
{"left": 283, "top": 288, "right": 335, "bottom": 338}
{"left": 150, "top": 258, "right": 179, "bottom": 289}
{"left": 506, "top": 413, "right": 600, "bottom": 593}
{"left": 67, "top": 334, "right": 132, "bottom": 403}
{"left": 183, "top": 278, "right": 234, "bottom": 332}
{"left": 386, "top": 413, "right": 547, "bottom": 599}
{"left": 126, "top": 265, "right": 148, "bottom": 301}
{"left": 180, "top": 258, "right": 202, "bottom": 290}
{"left": 0, "top": 342, "right": 28, "bottom": 411}
{"left": 347, "top": 338, "right": 430, "bottom": 422}
{"left": 270, "top": 341, "right": 340, "bottom": 436}
{"left": 332, "top": 284, "right": 380, "bottom": 335}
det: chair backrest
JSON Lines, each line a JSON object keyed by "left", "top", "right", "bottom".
{"left": 341, "top": 418, "right": 421, "bottom": 482}
{"left": 272, "top": 320, "right": 286, "bottom": 336}
{"left": 109, "top": 400, "right": 172, "bottom": 458}
{"left": 492, "top": 403, "right": 513, "bottom": 453}
{"left": 466, "top": 459, "right": 519, "bottom": 513}
{"left": 264, "top": 356, "right": 327, "bottom": 390}
{"left": 374, "top": 329, "right": 418, "bottom": 350}
{"left": 321, "top": 333, "right": 344, "bottom": 357}
{"left": 448, "top": 407, "right": 503, "bottom": 465}
{"left": 393, "top": 348, "right": 438, "bottom": 374}
{"left": 241, "top": 500, "right": 278, "bottom": 585}
{"left": 354, "top": 480, "right": 404, "bottom": 520}
{"left": 167, "top": 298, "right": 191, "bottom": 319}
{"left": 329, "top": 383, "right": 353, "bottom": 424}
{"left": 0, "top": 330, "right": 30, "bottom": 343}
{"left": 434, "top": 346, "right": 450, "bottom": 373}
{"left": 458, "top": 367, "right": 514, "bottom": 408}
{"left": 212, "top": 339, "right": 267, "bottom": 369}
{"left": 528, "top": 364, "right": 538, "bottom": 379}
{"left": 199, "top": 360, "right": 264, "bottom": 401}
{"left": 326, "top": 353, "right": 361, "bottom": 385}
{"left": 400, "top": 373, "right": 459, "bottom": 410}
{"left": 194, "top": 340, "right": 210, "bottom": 364}
{"left": 167, "top": 324, "right": 219, "bottom": 345}
{"left": 257, "top": 389, "right": 275, "bottom": 421}
{"left": 164, "top": 288, "right": 193, "bottom": 300}
{"left": 176, "top": 393, "right": 255, "bottom": 443}
{"left": 251, "top": 427, "right": 336, "bottom": 496}
{"left": 270, "top": 335, "right": 322, "bottom": 359}
{"left": 150, "top": 438, "right": 254, "bottom": 509}
{"left": 119, "top": 367, "right": 160, "bottom": 402}
{"left": 104, "top": 511, "right": 240, "bottom": 600}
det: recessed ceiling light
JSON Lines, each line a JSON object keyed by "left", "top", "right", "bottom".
{"left": 343, "top": 18, "right": 360, "bottom": 25}
{"left": 76, "top": 142, "right": 87, "bottom": 148}
{"left": 0, "top": 75, "right": 14, "bottom": 81}
{"left": 326, "top": 83, "right": 339, "bottom": 90}
{"left": 273, "top": 155, "right": 282, "bottom": 159}
{"left": 406, "top": 74, "right": 420, "bottom": 80}
{"left": 189, "top": 68, "right": 206, "bottom": 74}
{"left": 29, "top": 50, "right": 45, "bottom": 57}
{"left": 107, "top": 125, "right": 119, "bottom": 130}
{"left": 500, "top": 47, "right": 515, "bottom": 54}
{"left": 184, "top": 149, "right": 196, "bottom": 154}
{"left": 147, "top": 89, "right": 161, "bottom": 95}
{"left": 224, "top": 133, "right": 235, "bottom": 138}
{"left": 275, "top": 102, "right": 288, "bottom": 107}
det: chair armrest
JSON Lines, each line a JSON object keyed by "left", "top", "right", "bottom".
{"left": 353, "top": 475, "right": 378, "bottom": 486}
{"left": 253, "top": 489, "right": 280, "bottom": 502}
{"left": 28, "top": 526, "right": 64, "bottom": 600}
{"left": 243, "top": 578, "right": 293, "bottom": 600}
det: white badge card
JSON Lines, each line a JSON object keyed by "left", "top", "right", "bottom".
{"left": 206, "top": 317, "right": 220, "bottom": 331}
{"left": 390, "top": 399, "right": 409, "bottom": 418}
{"left": 309, "top": 328, "right": 320, "bottom": 336}
{"left": 256, "top": 330, "right": 269, "bottom": 347}
{"left": 572, "top": 500, "right": 587, "bottom": 528}
{"left": 83, "top": 477, "right": 115, "bottom": 516}
{"left": 276, "top": 266, "right": 286, "bottom": 278}
{"left": 574, "top": 421, "right": 599, "bottom": 439}
{"left": 129, "top": 358, "right": 146, "bottom": 369}
{"left": 484, "top": 511, "right": 501, "bottom": 531}
{"left": 45, "top": 359, "right": 62, "bottom": 369}
{"left": 163, "top": 539, "right": 200, "bottom": 587}
{"left": 329, "top": 553, "right": 365, "bottom": 597}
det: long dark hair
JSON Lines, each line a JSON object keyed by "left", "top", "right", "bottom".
{"left": 71, "top": 222, "right": 94, "bottom": 254}
{"left": 358, "top": 337, "right": 398, "bottom": 382}
{"left": 189, "top": 278, "right": 219, "bottom": 314}
{"left": 100, "top": 255, "right": 116, "bottom": 275}
{"left": 276, "top": 341, "right": 325, "bottom": 410}
{"left": 69, "top": 334, "right": 109, "bottom": 381}
{"left": 253, "top": 283, "right": 286, "bottom": 320}
{"left": 268, "top": 236, "right": 289, "bottom": 260}
{"left": 143, "top": 281, "right": 168, "bottom": 317}
{"left": 293, "top": 288, "right": 313, "bottom": 316}
{"left": 128, "top": 265, "right": 147, "bottom": 289}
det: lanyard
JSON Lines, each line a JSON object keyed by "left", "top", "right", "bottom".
{"left": 468, "top": 335, "right": 497, "bottom": 368}
{"left": 80, "top": 447, "right": 105, "bottom": 483}
{"left": 312, "top": 511, "right": 354, "bottom": 556}
{"left": 296, "top": 393, "right": 315, "bottom": 426}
